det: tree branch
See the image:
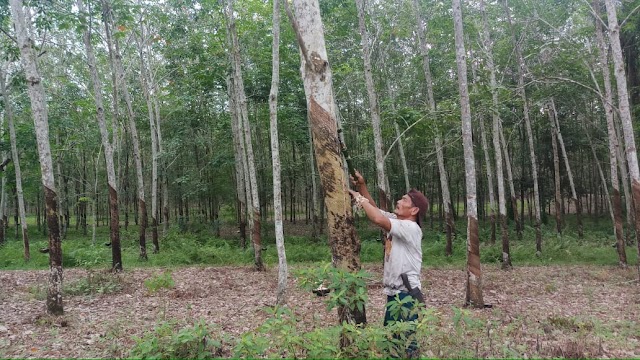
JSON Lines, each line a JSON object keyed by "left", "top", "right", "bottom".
{"left": 0, "top": 27, "right": 17, "bottom": 44}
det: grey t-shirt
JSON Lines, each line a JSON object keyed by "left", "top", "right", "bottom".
{"left": 380, "top": 210, "right": 423, "bottom": 296}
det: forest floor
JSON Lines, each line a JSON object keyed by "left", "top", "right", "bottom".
{"left": 0, "top": 264, "right": 639, "bottom": 358}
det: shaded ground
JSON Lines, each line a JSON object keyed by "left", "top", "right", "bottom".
{"left": 0, "top": 264, "right": 638, "bottom": 358}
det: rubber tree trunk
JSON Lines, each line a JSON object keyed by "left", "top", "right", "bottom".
{"left": 226, "top": 76, "right": 248, "bottom": 248}
{"left": 0, "top": 69, "right": 29, "bottom": 261}
{"left": 106, "top": 1, "right": 147, "bottom": 260}
{"left": 225, "top": 0, "right": 264, "bottom": 271}
{"left": 356, "top": 0, "right": 388, "bottom": 211}
{"left": 550, "top": 99, "right": 582, "bottom": 237}
{"left": 452, "top": 0, "right": 484, "bottom": 308}
{"left": 10, "top": 0, "right": 63, "bottom": 315}
{"left": 548, "top": 105, "right": 563, "bottom": 235}
{"left": 412, "top": 0, "right": 455, "bottom": 254}
{"left": 470, "top": 52, "right": 497, "bottom": 244}
{"left": 137, "top": 24, "right": 159, "bottom": 254}
{"left": 269, "top": 0, "right": 287, "bottom": 305}
{"left": 594, "top": 5, "right": 626, "bottom": 266}
{"left": 504, "top": 0, "right": 542, "bottom": 253}
{"left": 80, "top": 0, "right": 121, "bottom": 271}
{"left": 605, "top": 0, "right": 640, "bottom": 277}
{"left": 479, "top": 0, "right": 510, "bottom": 268}
{"left": 288, "top": 0, "right": 366, "bottom": 326}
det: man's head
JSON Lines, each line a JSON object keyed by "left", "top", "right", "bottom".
{"left": 394, "top": 189, "right": 429, "bottom": 227}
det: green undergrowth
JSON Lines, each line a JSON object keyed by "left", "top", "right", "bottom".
{"left": 0, "top": 215, "right": 636, "bottom": 270}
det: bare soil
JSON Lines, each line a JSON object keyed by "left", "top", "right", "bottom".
{"left": 0, "top": 264, "right": 638, "bottom": 358}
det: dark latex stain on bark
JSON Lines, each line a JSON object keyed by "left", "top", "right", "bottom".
{"left": 139, "top": 199, "right": 148, "bottom": 260}
{"left": 45, "top": 186, "right": 64, "bottom": 315}
{"left": 109, "top": 185, "right": 122, "bottom": 271}
{"left": 466, "top": 216, "right": 484, "bottom": 308}
{"left": 308, "top": 96, "right": 365, "bottom": 325}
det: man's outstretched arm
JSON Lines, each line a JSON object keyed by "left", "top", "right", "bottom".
{"left": 349, "top": 189, "right": 391, "bottom": 232}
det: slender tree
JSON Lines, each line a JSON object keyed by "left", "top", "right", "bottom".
{"left": 225, "top": 0, "right": 264, "bottom": 271}
{"left": 479, "top": 0, "right": 511, "bottom": 267}
{"left": 79, "top": 0, "right": 122, "bottom": 270}
{"left": 287, "top": 0, "right": 366, "bottom": 325}
{"left": 452, "top": 0, "right": 484, "bottom": 308}
{"left": 356, "top": 0, "right": 388, "bottom": 210}
{"left": 103, "top": 0, "right": 147, "bottom": 260}
{"left": 593, "top": 4, "right": 626, "bottom": 265}
{"left": 550, "top": 99, "right": 582, "bottom": 237}
{"left": 137, "top": 20, "right": 160, "bottom": 253}
{"left": 412, "top": 0, "right": 455, "bottom": 253}
{"left": 10, "top": 0, "right": 63, "bottom": 315}
{"left": 269, "top": 0, "right": 287, "bottom": 305}
{"left": 0, "top": 68, "right": 29, "bottom": 261}
{"left": 604, "top": 0, "right": 640, "bottom": 276}
{"left": 548, "top": 105, "right": 563, "bottom": 234}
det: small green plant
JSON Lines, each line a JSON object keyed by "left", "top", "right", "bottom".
{"left": 295, "top": 263, "right": 370, "bottom": 314}
{"left": 130, "top": 319, "right": 224, "bottom": 359}
{"left": 144, "top": 271, "right": 175, "bottom": 293}
{"left": 65, "top": 272, "right": 123, "bottom": 296}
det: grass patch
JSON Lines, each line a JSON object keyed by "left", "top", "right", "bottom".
{"left": 0, "top": 215, "right": 636, "bottom": 271}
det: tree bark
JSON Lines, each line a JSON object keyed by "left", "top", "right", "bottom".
{"left": 288, "top": 0, "right": 366, "bottom": 326}
{"left": 103, "top": 0, "right": 147, "bottom": 260}
{"left": 504, "top": 0, "right": 542, "bottom": 252}
{"left": 269, "top": 0, "right": 287, "bottom": 305}
{"left": 412, "top": 0, "right": 455, "bottom": 253}
{"left": 604, "top": 0, "right": 640, "bottom": 277}
{"left": 225, "top": 0, "right": 264, "bottom": 271}
{"left": 594, "top": 6, "right": 626, "bottom": 265}
{"left": 550, "top": 99, "right": 582, "bottom": 237}
{"left": 548, "top": 105, "right": 563, "bottom": 235}
{"left": 479, "top": 0, "right": 510, "bottom": 268}
{"left": 452, "top": 0, "right": 484, "bottom": 308}
{"left": 227, "top": 75, "right": 248, "bottom": 248}
{"left": 137, "top": 22, "right": 159, "bottom": 254}
{"left": 356, "top": 0, "right": 388, "bottom": 210}
{"left": 0, "top": 68, "right": 29, "bottom": 261}
{"left": 10, "top": 0, "right": 63, "bottom": 315}
{"left": 80, "top": 0, "right": 121, "bottom": 270}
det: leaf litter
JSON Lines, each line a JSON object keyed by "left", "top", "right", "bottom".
{"left": 0, "top": 264, "right": 638, "bottom": 358}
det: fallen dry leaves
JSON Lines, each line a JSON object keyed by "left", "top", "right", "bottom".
{"left": 0, "top": 264, "right": 638, "bottom": 358}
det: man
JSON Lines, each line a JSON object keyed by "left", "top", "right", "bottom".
{"left": 348, "top": 171, "right": 428, "bottom": 358}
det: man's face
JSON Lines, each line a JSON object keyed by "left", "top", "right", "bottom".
{"left": 394, "top": 194, "right": 418, "bottom": 218}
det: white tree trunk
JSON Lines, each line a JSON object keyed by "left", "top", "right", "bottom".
{"left": 499, "top": 121, "right": 521, "bottom": 236}
{"left": 269, "top": 0, "right": 287, "bottom": 305}
{"left": 452, "top": 0, "right": 483, "bottom": 308}
{"left": 137, "top": 23, "right": 159, "bottom": 254}
{"left": 412, "top": 0, "right": 454, "bottom": 250}
{"left": 605, "top": 0, "right": 640, "bottom": 277}
{"left": 548, "top": 106, "right": 563, "bottom": 234}
{"left": 504, "top": 0, "right": 542, "bottom": 252}
{"left": 80, "top": 0, "right": 122, "bottom": 270}
{"left": 106, "top": 3, "right": 147, "bottom": 260}
{"left": 479, "top": 0, "right": 510, "bottom": 268}
{"left": 288, "top": 0, "right": 366, "bottom": 326}
{"left": 550, "top": 100, "right": 583, "bottom": 237}
{"left": 594, "top": 7, "right": 626, "bottom": 265}
{"left": 10, "top": 0, "right": 63, "bottom": 315}
{"left": 356, "top": 0, "right": 388, "bottom": 210}
{"left": 226, "top": 0, "right": 263, "bottom": 271}
{"left": 227, "top": 75, "right": 248, "bottom": 247}
{"left": 0, "top": 69, "right": 29, "bottom": 260}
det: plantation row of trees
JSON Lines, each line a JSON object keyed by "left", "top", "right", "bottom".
{"left": 0, "top": 0, "right": 639, "bottom": 319}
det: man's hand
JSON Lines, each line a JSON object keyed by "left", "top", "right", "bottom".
{"left": 350, "top": 170, "right": 366, "bottom": 190}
